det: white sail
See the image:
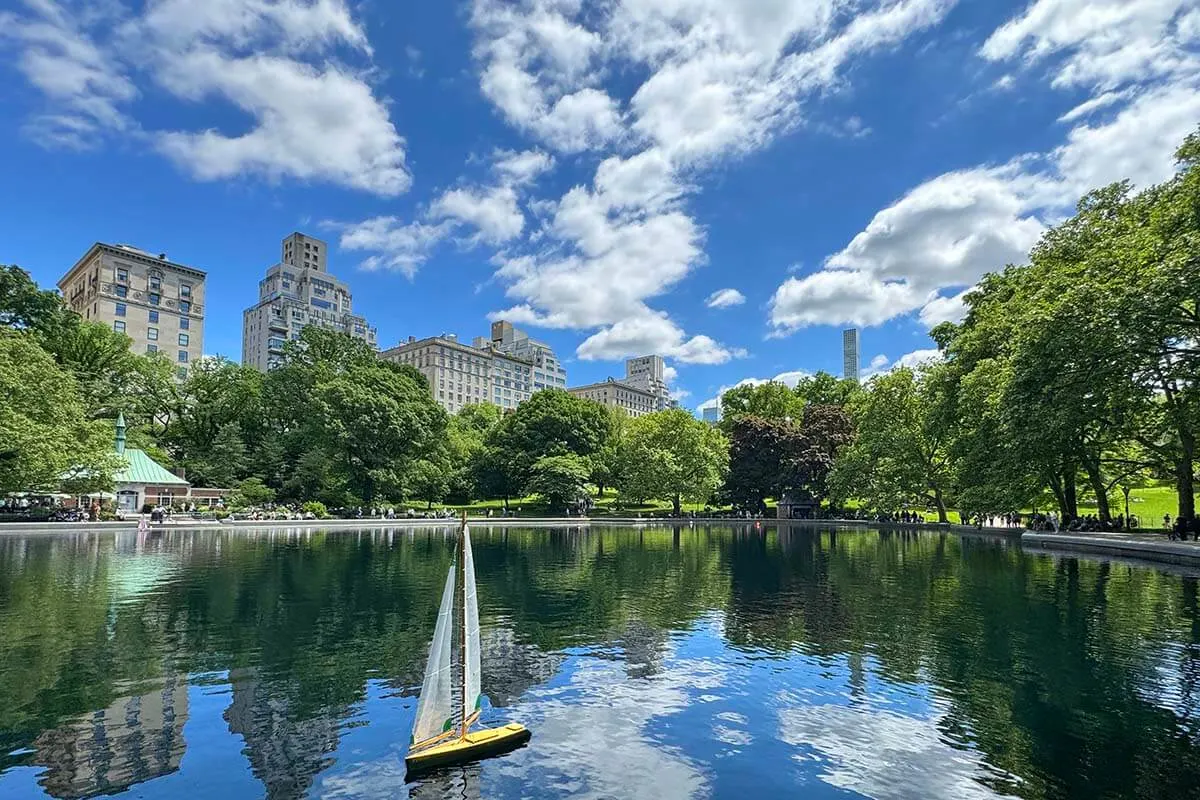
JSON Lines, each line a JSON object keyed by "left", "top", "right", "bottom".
{"left": 462, "top": 525, "right": 483, "bottom": 725}
{"left": 411, "top": 563, "right": 457, "bottom": 749}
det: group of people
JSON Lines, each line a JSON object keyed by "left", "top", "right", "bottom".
{"left": 1165, "top": 514, "right": 1200, "bottom": 541}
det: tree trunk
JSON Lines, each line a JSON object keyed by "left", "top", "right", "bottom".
{"left": 673, "top": 494, "right": 681, "bottom": 517}
{"left": 1084, "top": 460, "right": 1110, "bottom": 523}
{"left": 1063, "top": 464, "right": 1078, "bottom": 520}
{"left": 502, "top": 494, "right": 509, "bottom": 512}
{"left": 426, "top": 498, "right": 433, "bottom": 510}
{"left": 932, "top": 486, "right": 948, "bottom": 524}
{"left": 1179, "top": 428, "right": 1196, "bottom": 521}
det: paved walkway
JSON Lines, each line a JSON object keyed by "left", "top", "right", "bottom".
{"left": 1023, "top": 531, "right": 1200, "bottom": 567}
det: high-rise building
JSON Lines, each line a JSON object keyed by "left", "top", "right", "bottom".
{"left": 700, "top": 404, "right": 721, "bottom": 424}
{"left": 58, "top": 243, "right": 206, "bottom": 380}
{"left": 568, "top": 378, "right": 657, "bottom": 418}
{"left": 843, "top": 328, "right": 860, "bottom": 380}
{"left": 242, "top": 232, "right": 377, "bottom": 371}
{"left": 380, "top": 334, "right": 534, "bottom": 414}
{"left": 624, "top": 355, "right": 673, "bottom": 411}
{"left": 487, "top": 320, "right": 567, "bottom": 392}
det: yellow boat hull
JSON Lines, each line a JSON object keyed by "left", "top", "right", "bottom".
{"left": 405, "top": 723, "right": 531, "bottom": 777}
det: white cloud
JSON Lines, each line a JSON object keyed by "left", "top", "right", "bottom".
{"left": 769, "top": 269, "right": 927, "bottom": 332}
{"left": 705, "top": 288, "right": 746, "bottom": 309}
{"left": 766, "top": 0, "right": 1200, "bottom": 338}
{"left": 493, "top": 148, "right": 555, "bottom": 185}
{"left": 918, "top": 288, "right": 970, "bottom": 327}
{"left": 155, "top": 51, "right": 411, "bottom": 195}
{"left": 430, "top": 184, "right": 525, "bottom": 244}
{"left": 0, "top": 0, "right": 136, "bottom": 148}
{"left": 575, "top": 312, "right": 743, "bottom": 365}
{"left": 337, "top": 217, "right": 452, "bottom": 277}
{"left": 2, "top": 0, "right": 411, "bottom": 195}
{"left": 980, "top": 0, "right": 1197, "bottom": 91}
{"left": 861, "top": 347, "right": 944, "bottom": 380}
{"left": 445, "top": 0, "right": 956, "bottom": 362}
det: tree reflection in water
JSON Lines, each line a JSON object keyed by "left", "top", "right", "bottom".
{"left": 0, "top": 524, "right": 1197, "bottom": 799}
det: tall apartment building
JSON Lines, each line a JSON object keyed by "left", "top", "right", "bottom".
{"left": 487, "top": 320, "right": 567, "bottom": 391}
{"left": 624, "top": 355, "right": 673, "bottom": 411}
{"left": 843, "top": 328, "right": 860, "bottom": 380}
{"left": 58, "top": 243, "right": 206, "bottom": 379}
{"left": 242, "top": 233, "right": 377, "bottom": 371}
{"left": 380, "top": 334, "right": 534, "bottom": 414}
{"left": 701, "top": 404, "right": 721, "bottom": 424}
{"left": 568, "top": 378, "right": 657, "bottom": 418}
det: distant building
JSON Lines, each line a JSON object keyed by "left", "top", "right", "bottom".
{"left": 380, "top": 334, "right": 533, "bottom": 414}
{"left": 842, "top": 328, "right": 860, "bottom": 380}
{"left": 624, "top": 355, "right": 672, "bottom": 411}
{"left": 242, "top": 233, "right": 377, "bottom": 371}
{"left": 700, "top": 404, "right": 721, "bottom": 424}
{"left": 58, "top": 242, "right": 206, "bottom": 380}
{"left": 487, "top": 320, "right": 567, "bottom": 392}
{"left": 569, "top": 377, "right": 657, "bottom": 417}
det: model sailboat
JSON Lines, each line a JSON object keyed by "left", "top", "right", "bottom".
{"left": 405, "top": 516, "right": 531, "bottom": 777}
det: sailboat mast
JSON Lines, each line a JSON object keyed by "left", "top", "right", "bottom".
{"left": 459, "top": 510, "right": 468, "bottom": 740}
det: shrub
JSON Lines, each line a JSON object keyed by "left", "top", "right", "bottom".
{"left": 301, "top": 501, "right": 329, "bottom": 518}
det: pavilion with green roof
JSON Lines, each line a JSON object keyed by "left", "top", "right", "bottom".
{"left": 112, "top": 413, "right": 189, "bottom": 513}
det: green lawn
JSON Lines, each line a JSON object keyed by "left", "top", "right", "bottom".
{"left": 421, "top": 486, "right": 1186, "bottom": 528}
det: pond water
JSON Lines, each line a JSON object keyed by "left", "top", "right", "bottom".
{"left": 1, "top": 524, "right": 1198, "bottom": 800}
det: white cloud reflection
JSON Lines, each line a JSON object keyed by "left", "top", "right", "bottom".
{"left": 779, "top": 702, "right": 1022, "bottom": 799}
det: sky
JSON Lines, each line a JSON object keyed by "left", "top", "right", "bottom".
{"left": 1, "top": 0, "right": 1198, "bottom": 413}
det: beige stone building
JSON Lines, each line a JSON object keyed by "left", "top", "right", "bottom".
{"left": 624, "top": 354, "right": 673, "bottom": 411}
{"left": 380, "top": 333, "right": 535, "bottom": 414}
{"left": 483, "top": 320, "right": 568, "bottom": 391}
{"left": 569, "top": 378, "right": 657, "bottom": 417}
{"left": 242, "top": 232, "right": 377, "bottom": 371}
{"left": 58, "top": 243, "right": 206, "bottom": 379}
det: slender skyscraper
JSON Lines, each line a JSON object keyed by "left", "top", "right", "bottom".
{"left": 842, "top": 328, "right": 860, "bottom": 380}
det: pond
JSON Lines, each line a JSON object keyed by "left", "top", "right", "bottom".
{"left": 0, "top": 524, "right": 1198, "bottom": 799}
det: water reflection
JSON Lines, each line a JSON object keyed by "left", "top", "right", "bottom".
{"left": 33, "top": 675, "right": 187, "bottom": 799}
{"left": 0, "top": 525, "right": 1199, "bottom": 799}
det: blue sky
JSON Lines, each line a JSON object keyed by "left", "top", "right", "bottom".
{"left": 2, "top": 0, "right": 1198, "bottom": 411}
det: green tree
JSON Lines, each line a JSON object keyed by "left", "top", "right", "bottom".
{"left": 0, "top": 265, "right": 75, "bottom": 339}
{"left": 407, "top": 458, "right": 451, "bottom": 509}
{"left": 617, "top": 408, "right": 728, "bottom": 515}
{"left": 794, "top": 372, "right": 861, "bottom": 407}
{"left": 720, "top": 381, "right": 805, "bottom": 424}
{"left": 231, "top": 476, "right": 275, "bottom": 508}
{"left": 526, "top": 454, "right": 590, "bottom": 513}
{"left": 832, "top": 365, "right": 955, "bottom": 522}
{"left": 0, "top": 331, "right": 119, "bottom": 493}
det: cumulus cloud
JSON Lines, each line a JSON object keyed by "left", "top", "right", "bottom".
{"left": 706, "top": 288, "right": 746, "bottom": 309}
{"left": 766, "top": 0, "right": 1200, "bottom": 337}
{"left": 575, "top": 312, "right": 743, "bottom": 365}
{"left": 1, "top": 0, "right": 411, "bottom": 195}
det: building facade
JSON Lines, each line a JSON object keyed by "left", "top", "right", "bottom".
{"left": 568, "top": 378, "right": 657, "bottom": 417}
{"left": 58, "top": 243, "right": 206, "bottom": 380}
{"left": 701, "top": 404, "right": 721, "bottom": 424}
{"left": 842, "top": 328, "right": 860, "bottom": 380}
{"left": 486, "top": 320, "right": 567, "bottom": 392}
{"left": 623, "top": 355, "right": 673, "bottom": 411}
{"left": 242, "top": 233, "right": 377, "bottom": 371}
{"left": 380, "top": 334, "right": 535, "bottom": 414}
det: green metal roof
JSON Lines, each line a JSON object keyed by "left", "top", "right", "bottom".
{"left": 114, "top": 449, "right": 190, "bottom": 486}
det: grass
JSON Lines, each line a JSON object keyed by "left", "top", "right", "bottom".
{"left": 418, "top": 486, "right": 1186, "bottom": 528}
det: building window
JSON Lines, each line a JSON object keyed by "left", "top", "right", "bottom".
{"left": 179, "top": 300, "right": 190, "bottom": 313}
{"left": 179, "top": 317, "right": 189, "bottom": 330}
{"left": 180, "top": 283, "right": 191, "bottom": 298}
{"left": 113, "top": 321, "right": 125, "bottom": 333}
{"left": 115, "top": 302, "right": 126, "bottom": 317}
{"left": 149, "top": 273, "right": 162, "bottom": 290}
{"left": 178, "top": 350, "right": 188, "bottom": 363}
{"left": 178, "top": 333, "right": 189, "bottom": 346}
{"left": 148, "top": 327, "right": 158, "bottom": 341}
{"left": 149, "top": 293, "right": 160, "bottom": 306}
{"left": 116, "top": 268, "right": 128, "bottom": 282}
{"left": 149, "top": 310, "right": 159, "bottom": 323}
{"left": 115, "top": 284, "right": 128, "bottom": 298}
{"left": 147, "top": 344, "right": 157, "bottom": 353}
{"left": 177, "top": 367, "right": 187, "bottom": 380}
